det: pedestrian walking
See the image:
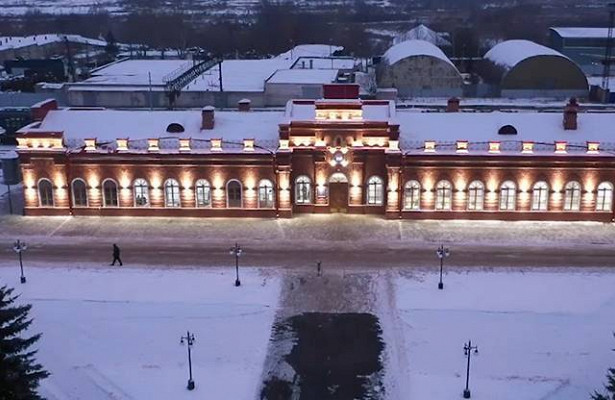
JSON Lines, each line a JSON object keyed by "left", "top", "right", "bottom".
{"left": 111, "top": 244, "right": 123, "bottom": 266}
{"left": 317, "top": 260, "right": 322, "bottom": 277}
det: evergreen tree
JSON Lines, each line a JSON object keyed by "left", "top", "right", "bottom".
{"left": 105, "top": 30, "right": 119, "bottom": 59}
{"left": 0, "top": 285, "right": 49, "bottom": 400}
{"left": 593, "top": 335, "right": 615, "bottom": 400}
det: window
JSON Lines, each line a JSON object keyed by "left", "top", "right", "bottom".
{"left": 72, "top": 179, "right": 87, "bottom": 207}
{"left": 295, "top": 176, "right": 312, "bottom": 205}
{"left": 563, "top": 181, "right": 581, "bottom": 211}
{"left": 258, "top": 179, "right": 274, "bottom": 208}
{"left": 195, "top": 179, "right": 211, "bottom": 208}
{"left": 38, "top": 179, "right": 54, "bottom": 207}
{"left": 227, "top": 180, "right": 242, "bottom": 208}
{"left": 435, "top": 180, "right": 452, "bottom": 210}
{"left": 531, "top": 181, "right": 549, "bottom": 211}
{"left": 467, "top": 181, "right": 485, "bottom": 211}
{"left": 133, "top": 178, "right": 149, "bottom": 207}
{"left": 499, "top": 181, "right": 516, "bottom": 211}
{"left": 102, "top": 179, "right": 118, "bottom": 207}
{"left": 404, "top": 180, "right": 421, "bottom": 210}
{"left": 366, "top": 176, "right": 384, "bottom": 205}
{"left": 164, "top": 179, "right": 181, "bottom": 208}
{"left": 596, "top": 182, "right": 613, "bottom": 211}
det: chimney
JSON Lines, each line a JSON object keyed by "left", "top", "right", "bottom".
{"left": 238, "top": 99, "right": 251, "bottom": 112}
{"left": 563, "top": 97, "right": 578, "bottom": 130}
{"left": 31, "top": 98, "right": 58, "bottom": 121}
{"left": 201, "top": 106, "right": 214, "bottom": 130}
{"left": 446, "top": 97, "right": 460, "bottom": 112}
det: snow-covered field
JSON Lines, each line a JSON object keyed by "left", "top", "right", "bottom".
{"left": 1, "top": 264, "right": 614, "bottom": 399}
{"left": 0, "top": 265, "right": 280, "bottom": 400}
{"left": 387, "top": 269, "right": 615, "bottom": 400}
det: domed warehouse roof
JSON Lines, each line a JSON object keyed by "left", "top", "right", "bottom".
{"left": 482, "top": 40, "right": 588, "bottom": 98}
{"left": 377, "top": 39, "right": 463, "bottom": 98}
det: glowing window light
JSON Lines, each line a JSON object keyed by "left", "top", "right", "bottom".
{"left": 488, "top": 141, "right": 500, "bottom": 154}
{"left": 243, "top": 138, "right": 255, "bottom": 152}
{"left": 116, "top": 138, "right": 128, "bottom": 152}
{"left": 179, "top": 138, "right": 191, "bottom": 152}
{"left": 522, "top": 142, "right": 534, "bottom": 154}
{"left": 211, "top": 138, "right": 222, "bottom": 152}
{"left": 84, "top": 138, "right": 96, "bottom": 152}
{"left": 147, "top": 138, "right": 160, "bottom": 152}
{"left": 424, "top": 141, "right": 436, "bottom": 153}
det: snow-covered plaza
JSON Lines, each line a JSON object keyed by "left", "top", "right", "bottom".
{"left": 1, "top": 264, "right": 614, "bottom": 399}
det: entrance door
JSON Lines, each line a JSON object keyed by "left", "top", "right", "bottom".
{"left": 329, "top": 182, "right": 349, "bottom": 213}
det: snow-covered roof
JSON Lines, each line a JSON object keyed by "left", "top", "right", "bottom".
{"left": 267, "top": 69, "right": 338, "bottom": 85}
{"left": 291, "top": 57, "right": 356, "bottom": 70}
{"left": 382, "top": 40, "right": 455, "bottom": 67}
{"left": 0, "top": 34, "right": 108, "bottom": 52}
{"left": 81, "top": 59, "right": 192, "bottom": 87}
{"left": 276, "top": 44, "right": 344, "bottom": 61}
{"left": 31, "top": 109, "right": 282, "bottom": 150}
{"left": 393, "top": 24, "right": 452, "bottom": 47}
{"left": 484, "top": 40, "right": 567, "bottom": 70}
{"left": 285, "top": 100, "right": 395, "bottom": 121}
{"left": 186, "top": 59, "right": 292, "bottom": 92}
{"left": 550, "top": 27, "right": 611, "bottom": 39}
{"left": 396, "top": 110, "right": 615, "bottom": 153}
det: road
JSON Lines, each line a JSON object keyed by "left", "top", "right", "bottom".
{"left": 0, "top": 237, "right": 613, "bottom": 269}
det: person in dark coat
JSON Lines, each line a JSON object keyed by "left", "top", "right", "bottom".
{"left": 111, "top": 244, "right": 123, "bottom": 266}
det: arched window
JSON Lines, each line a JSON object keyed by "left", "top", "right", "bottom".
{"left": 227, "top": 180, "right": 242, "bottom": 208}
{"left": 258, "top": 179, "right": 274, "bottom": 208}
{"left": 404, "top": 180, "right": 421, "bottom": 210}
{"left": 133, "top": 178, "right": 149, "bottom": 207}
{"left": 499, "top": 181, "right": 516, "bottom": 211}
{"left": 38, "top": 179, "right": 54, "bottom": 207}
{"left": 467, "top": 180, "right": 485, "bottom": 211}
{"left": 596, "top": 182, "right": 614, "bottom": 211}
{"left": 563, "top": 181, "right": 581, "bottom": 211}
{"left": 71, "top": 178, "right": 87, "bottom": 207}
{"left": 435, "top": 180, "right": 452, "bottom": 210}
{"left": 164, "top": 179, "right": 181, "bottom": 208}
{"left": 295, "top": 176, "right": 312, "bottom": 205}
{"left": 195, "top": 179, "right": 211, "bottom": 208}
{"left": 531, "top": 181, "right": 549, "bottom": 211}
{"left": 102, "top": 179, "right": 118, "bottom": 207}
{"left": 366, "top": 176, "right": 384, "bottom": 205}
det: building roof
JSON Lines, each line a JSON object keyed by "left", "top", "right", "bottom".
{"left": 382, "top": 40, "right": 455, "bottom": 67}
{"left": 484, "top": 40, "right": 567, "bottom": 70}
{"left": 186, "top": 59, "right": 292, "bottom": 92}
{"left": 82, "top": 59, "right": 193, "bottom": 87}
{"left": 393, "top": 24, "right": 452, "bottom": 47}
{"left": 28, "top": 108, "right": 282, "bottom": 151}
{"left": 0, "top": 34, "right": 108, "bottom": 52}
{"left": 275, "top": 44, "right": 344, "bottom": 61}
{"left": 267, "top": 69, "right": 339, "bottom": 85}
{"left": 550, "top": 27, "right": 611, "bottom": 39}
{"left": 290, "top": 57, "right": 356, "bottom": 70}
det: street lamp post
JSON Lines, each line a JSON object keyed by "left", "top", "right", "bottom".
{"left": 229, "top": 242, "right": 243, "bottom": 287}
{"left": 180, "top": 330, "right": 196, "bottom": 390}
{"left": 463, "top": 339, "right": 479, "bottom": 398}
{"left": 13, "top": 239, "right": 28, "bottom": 284}
{"left": 436, "top": 244, "right": 450, "bottom": 290}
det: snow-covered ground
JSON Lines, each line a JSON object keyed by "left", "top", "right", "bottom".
{"left": 2, "top": 264, "right": 614, "bottom": 399}
{"left": 386, "top": 269, "right": 615, "bottom": 400}
{"left": 0, "top": 265, "right": 280, "bottom": 400}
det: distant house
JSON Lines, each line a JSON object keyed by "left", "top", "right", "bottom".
{"left": 481, "top": 40, "right": 588, "bottom": 99}
{"left": 549, "top": 27, "right": 611, "bottom": 75}
{"left": 377, "top": 40, "right": 463, "bottom": 98}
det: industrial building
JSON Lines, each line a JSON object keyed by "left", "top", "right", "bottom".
{"left": 376, "top": 40, "right": 463, "bottom": 98}
{"left": 481, "top": 40, "right": 588, "bottom": 99}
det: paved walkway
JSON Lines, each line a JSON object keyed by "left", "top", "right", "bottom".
{"left": 0, "top": 215, "right": 614, "bottom": 269}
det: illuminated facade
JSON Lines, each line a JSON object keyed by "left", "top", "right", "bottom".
{"left": 16, "top": 93, "right": 615, "bottom": 222}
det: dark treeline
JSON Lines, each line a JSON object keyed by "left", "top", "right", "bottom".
{"left": 0, "top": 0, "right": 609, "bottom": 59}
